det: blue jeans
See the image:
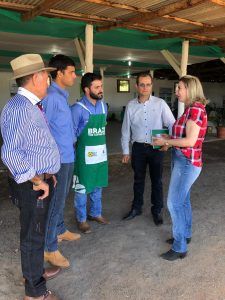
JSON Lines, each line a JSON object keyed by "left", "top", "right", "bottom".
{"left": 74, "top": 187, "right": 102, "bottom": 222}
{"left": 45, "top": 163, "right": 74, "bottom": 252}
{"left": 168, "top": 149, "right": 201, "bottom": 253}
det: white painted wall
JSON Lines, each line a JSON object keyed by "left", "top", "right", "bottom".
{"left": 0, "top": 72, "right": 224, "bottom": 114}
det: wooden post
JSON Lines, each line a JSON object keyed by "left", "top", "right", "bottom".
{"left": 74, "top": 38, "right": 86, "bottom": 72}
{"left": 178, "top": 40, "right": 189, "bottom": 117}
{"left": 150, "top": 69, "right": 154, "bottom": 78}
{"left": 100, "top": 66, "right": 106, "bottom": 91}
{"left": 220, "top": 57, "right": 225, "bottom": 64}
{"left": 85, "top": 24, "right": 94, "bottom": 73}
{"left": 161, "top": 50, "right": 181, "bottom": 77}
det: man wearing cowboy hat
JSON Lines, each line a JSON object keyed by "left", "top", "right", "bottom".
{"left": 1, "top": 54, "right": 61, "bottom": 300}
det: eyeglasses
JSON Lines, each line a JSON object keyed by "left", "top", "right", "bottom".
{"left": 138, "top": 83, "right": 152, "bottom": 88}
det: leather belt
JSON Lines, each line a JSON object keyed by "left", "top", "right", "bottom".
{"left": 143, "top": 143, "right": 152, "bottom": 147}
{"left": 134, "top": 142, "right": 153, "bottom": 148}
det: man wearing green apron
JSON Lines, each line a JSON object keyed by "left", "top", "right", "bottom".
{"left": 71, "top": 73, "right": 109, "bottom": 233}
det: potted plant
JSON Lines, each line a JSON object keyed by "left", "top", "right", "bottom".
{"left": 215, "top": 107, "right": 225, "bottom": 138}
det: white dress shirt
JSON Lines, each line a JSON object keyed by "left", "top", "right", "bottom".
{"left": 121, "top": 95, "right": 175, "bottom": 155}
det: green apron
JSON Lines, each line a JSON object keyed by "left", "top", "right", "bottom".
{"left": 73, "top": 101, "right": 108, "bottom": 194}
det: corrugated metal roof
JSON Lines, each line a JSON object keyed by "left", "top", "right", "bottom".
{"left": 0, "top": 0, "right": 224, "bottom": 80}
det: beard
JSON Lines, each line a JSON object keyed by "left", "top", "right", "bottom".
{"left": 90, "top": 91, "right": 103, "bottom": 100}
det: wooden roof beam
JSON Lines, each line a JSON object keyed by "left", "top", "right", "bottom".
{"left": 148, "top": 32, "right": 217, "bottom": 42}
{"left": 189, "top": 24, "right": 225, "bottom": 34}
{"left": 96, "top": 0, "right": 207, "bottom": 31}
{"left": 210, "top": 0, "right": 225, "bottom": 7}
{"left": 47, "top": 9, "right": 118, "bottom": 23}
{"left": 149, "top": 34, "right": 182, "bottom": 40}
{"left": 21, "top": 0, "right": 62, "bottom": 21}
{"left": 80, "top": 0, "right": 149, "bottom": 13}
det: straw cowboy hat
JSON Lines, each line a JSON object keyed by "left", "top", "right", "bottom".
{"left": 10, "top": 54, "right": 56, "bottom": 79}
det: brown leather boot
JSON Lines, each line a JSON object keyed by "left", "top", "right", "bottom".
{"left": 77, "top": 221, "right": 91, "bottom": 234}
{"left": 22, "top": 266, "right": 61, "bottom": 285}
{"left": 57, "top": 230, "right": 81, "bottom": 242}
{"left": 23, "top": 289, "right": 60, "bottom": 299}
{"left": 44, "top": 250, "right": 70, "bottom": 268}
{"left": 87, "top": 215, "right": 110, "bottom": 224}
{"left": 43, "top": 266, "right": 61, "bottom": 280}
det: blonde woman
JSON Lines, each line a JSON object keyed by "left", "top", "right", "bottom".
{"left": 153, "top": 75, "right": 208, "bottom": 261}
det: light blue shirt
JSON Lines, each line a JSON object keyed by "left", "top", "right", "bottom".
{"left": 121, "top": 95, "right": 175, "bottom": 154}
{"left": 71, "top": 96, "right": 107, "bottom": 143}
{"left": 1, "top": 89, "right": 60, "bottom": 183}
{"left": 42, "top": 82, "right": 75, "bottom": 163}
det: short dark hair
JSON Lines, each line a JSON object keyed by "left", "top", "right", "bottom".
{"left": 16, "top": 74, "right": 33, "bottom": 87}
{"left": 136, "top": 72, "right": 153, "bottom": 85}
{"left": 81, "top": 72, "right": 102, "bottom": 93}
{"left": 49, "top": 54, "right": 75, "bottom": 79}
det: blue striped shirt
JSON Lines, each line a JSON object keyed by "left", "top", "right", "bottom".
{"left": 1, "top": 89, "right": 60, "bottom": 183}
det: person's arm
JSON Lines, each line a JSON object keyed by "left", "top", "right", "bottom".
{"left": 71, "top": 104, "right": 82, "bottom": 144}
{"left": 1, "top": 107, "right": 36, "bottom": 183}
{"left": 153, "top": 120, "right": 200, "bottom": 148}
{"left": 42, "top": 94, "right": 56, "bottom": 123}
{"left": 2, "top": 106, "right": 53, "bottom": 199}
{"left": 121, "top": 105, "right": 131, "bottom": 163}
{"left": 31, "top": 177, "right": 49, "bottom": 200}
{"left": 161, "top": 101, "right": 176, "bottom": 134}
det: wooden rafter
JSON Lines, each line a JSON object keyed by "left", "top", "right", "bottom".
{"left": 210, "top": 0, "right": 225, "bottom": 7}
{"left": 80, "top": 0, "right": 149, "bottom": 13}
{"left": 163, "top": 15, "right": 212, "bottom": 28}
{"left": 0, "top": 2, "right": 119, "bottom": 24}
{"left": 0, "top": 1, "right": 30, "bottom": 10}
{"left": 97, "top": 21, "right": 216, "bottom": 42}
{"left": 96, "top": 0, "right": 207, "bottom": 31}
{"left": 148, "top": 32, "right": 216, "bottom": 42}
{"left": 47, "top": 9, "right": 118, "bottom": 23}
{"left": 190, "top": 24, "right": 225, "bottom": 34}
{"left": 21, "top": 0, "right": 62, "bottom": 21}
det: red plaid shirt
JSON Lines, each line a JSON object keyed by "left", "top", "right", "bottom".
{"left": 172, "top": 102, "right": 207, "bottom": 167}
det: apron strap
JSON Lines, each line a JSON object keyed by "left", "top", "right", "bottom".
{"left": 101, "top": 101, "right": 105, "bottom": 114}
{"left": 77, "top": 101, "right": 106, "bottom": 115}
{"left": 77, "top": 102, "right": 92, "bottom": 114}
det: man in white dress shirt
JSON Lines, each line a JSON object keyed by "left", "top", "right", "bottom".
{"left": 121, "top": 73, "right": 175, "bottom": 225}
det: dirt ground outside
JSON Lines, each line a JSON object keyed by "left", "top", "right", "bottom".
{"left": 1, "top": 140, "right": 225, "bottom": 300}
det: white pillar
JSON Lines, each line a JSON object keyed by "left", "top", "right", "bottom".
{"left": 150, "top": 69, "right": 154, "bottom": 78}
{"left": 85, "top": 24, "right": 94, "bottom": 73}
{"left": 161, "top": 50, "right": 181, "bottom": 77}
{"left": 100, "top": 66, "right": 105, "bottom": 91}
{"left": 178, "top": 40, "right": 189, "bottom": 117}
{"left": 220, "top": 57, "right": 225, "bottom": 64}
{"left": 74, "top": 38, "right": 86, "bottom": 72}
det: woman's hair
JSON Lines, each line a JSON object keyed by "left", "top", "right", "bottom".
{"left": 179, "top": 75, "right": 208, "bottom": 106}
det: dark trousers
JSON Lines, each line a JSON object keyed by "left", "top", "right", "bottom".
{"left": 8, "top": 177, "right": 53, "bottom": 297}
{"left": 131, "top": 142, "right": 164, "bottom": 215}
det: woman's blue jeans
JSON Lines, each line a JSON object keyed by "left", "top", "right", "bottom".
{"left": 168, "top": 149, "right": 202, "bottom": 253}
